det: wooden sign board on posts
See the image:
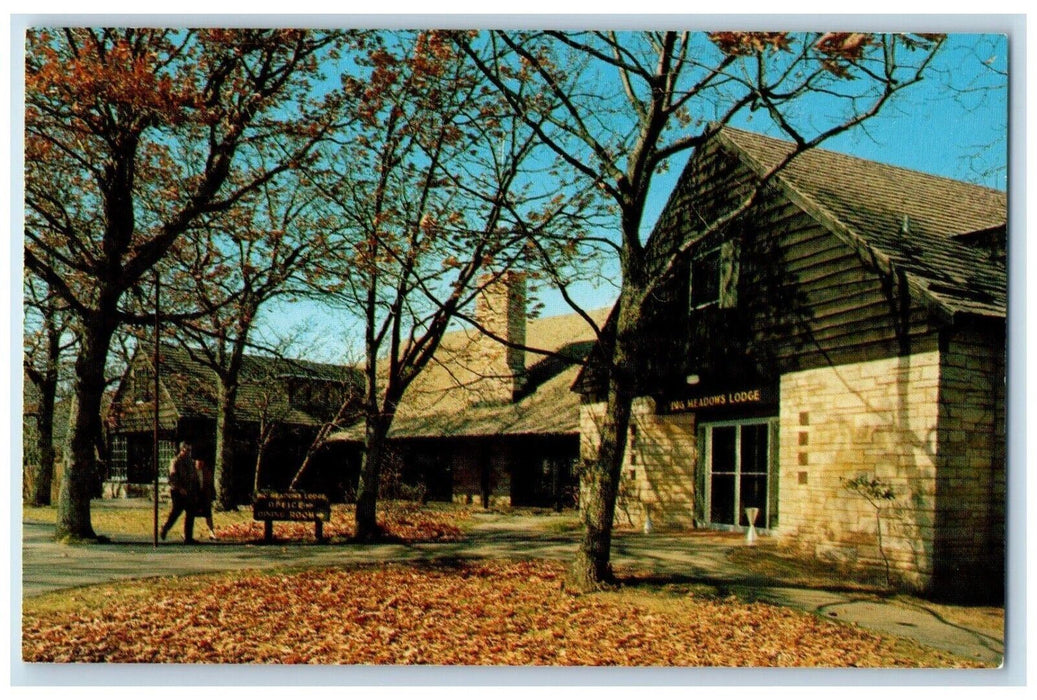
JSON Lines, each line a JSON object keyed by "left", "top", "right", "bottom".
{"left": 252, "top": 491, "right": 331, "bottom": 542}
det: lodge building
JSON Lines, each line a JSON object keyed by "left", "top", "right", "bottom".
{"left": 327, "top": 273, "right": 608, "bottom": 509}
{"left": 104, "top": 279, "right": 600, "bottom": 508}
{"left": 98, "top": 125, "right": 1006, "bottom": 600}
{"left": 575, "top": 126, "right": 1006, "bottom": 600}
{"left": 106, "top": 345, "right": 361, "bottom": 502}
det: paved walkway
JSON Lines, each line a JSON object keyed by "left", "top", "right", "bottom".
{"left": 19, "top": 513, "right": 1004, "bottom": 666}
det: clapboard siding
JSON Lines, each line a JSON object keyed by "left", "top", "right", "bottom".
{"left": 754, "top": 202, "right": 932, "bottom": 369}
{"left": 576, "top": 127, "right": 1001, "bottom": 400}
{"left": 765, "top": 213, "right": 937, "bottom": 372}
{"left": 781, "top": 239, "right": 857, "bottom": 271}
{"left": 648, "top": 137, "right": 940, "bottom": 389}
{"left": 107, "top": 369, "right": 181, "bottom": 432}
{"left": 795, "top": 263, "right": 874, "bottom": 289}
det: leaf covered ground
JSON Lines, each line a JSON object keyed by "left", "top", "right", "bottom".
{"left": 24, "top": 501, "right": 469, "bottom": 543}
{"left": 22, "top": 560, "right": 981, "bottom": 667}
{"left": 214, "top": 502, "right": 469, "bottom": 543}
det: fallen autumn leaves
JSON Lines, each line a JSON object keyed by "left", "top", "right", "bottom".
{"left": 22, "top": 560, "right": 980, "bottom": 666}
{"left": 214, "top": 502, "right": 469, "bottom": 542}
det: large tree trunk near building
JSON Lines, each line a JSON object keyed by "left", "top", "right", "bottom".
{"left": 56, "top": 319, "right": 113, "bottom": 541}
{"left": 354, "top": 411, "right": 393, "bottom": 542}
{"left": 214, "top": 382, "right": 239, "bottom": 510}
{"left": 566, "top": 289, "right": 642, "bottom": 593}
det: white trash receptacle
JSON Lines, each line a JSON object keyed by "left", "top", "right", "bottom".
{"left": 745, "top": 507, "right": 759, "bottom": 545}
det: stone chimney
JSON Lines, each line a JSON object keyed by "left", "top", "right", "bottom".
{"left": 471, "top": 271, "right": 527, "bottom": 404}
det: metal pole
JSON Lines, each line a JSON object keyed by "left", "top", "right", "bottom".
{"left": 153, "top": 271, "right": 161, "bottom": 548}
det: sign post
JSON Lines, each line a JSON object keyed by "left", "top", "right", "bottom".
{"left": 253, "top": 491, "right": 332, "bottom": 542}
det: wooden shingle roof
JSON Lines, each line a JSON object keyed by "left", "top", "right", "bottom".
{"left": 139, "top": 344, "right": 361, "bottom": 428}
{"left": 715, "top": 126, "right": 1007, "bottom": 320}
{"left": 329, "top": 308, "right": 608, "bottom": 442}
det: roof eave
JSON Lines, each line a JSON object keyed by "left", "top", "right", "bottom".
{"left": 713, "top": 129, "right": 1006, "bottom": 326}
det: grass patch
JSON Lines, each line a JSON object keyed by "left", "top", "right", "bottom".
{"left": 728, "top": 541, "right": 891, "bottom": 592}
{"left": 24, "top": 573, "right": 221, "bottom": 617}
{"left": 540, "top": 518, "right": 583, "bottom": 535}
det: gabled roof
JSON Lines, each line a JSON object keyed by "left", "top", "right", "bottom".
{"left": 329, "top": 308, "right": 608, "bottom": 442}
{"left": 713, "top": 126, "right": 1007, "bottom": 320}
{"left": 125, "top": 344, "right": 361, "bottom": 428}
{"left": 573, "top": 126, "right": 1007, "bottom": 398}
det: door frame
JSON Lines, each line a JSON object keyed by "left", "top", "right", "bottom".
{"left": 698, "top": 417, "right": 779, "bottom": 532}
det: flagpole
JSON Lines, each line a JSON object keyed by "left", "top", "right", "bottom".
{"left": 153, "top": 270, "right": 161, "bottom": 548}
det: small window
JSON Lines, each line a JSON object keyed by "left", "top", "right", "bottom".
{"left": 158, "top": 440, "right": 176, "bottom": 480}
{"left": 690, "top": 248, "right": 721, "bottom": 308}
{"left": 690, "top": 242, "right": 739, "bottom": 311}
{"left": 109, "top": 436, "right": 128, "bottom": 480}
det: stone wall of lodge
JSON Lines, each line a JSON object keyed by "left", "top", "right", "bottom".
{"left": 579, "top": 342, "right": 1004, "bottom": 598}
{"left": 776, "top": 351, "right": 942, "bottom": 589}
{"left": 579, "top": 398, "right": 696, "bottom": 530}
{"left": 931, "top": 326, "right": 1005, "bottom": 598}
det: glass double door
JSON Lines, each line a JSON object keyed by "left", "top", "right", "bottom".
{"left": 702, "top": 420, "right": 775, "bottom": 529}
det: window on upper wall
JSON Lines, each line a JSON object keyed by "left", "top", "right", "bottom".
{"left": 718, "top": 240, "right": 739, "bottom": 308}
{"left": 689, "top": 241, "right": 739, "bottom": 312}
{"left": 690, "top": 247, "right": 721, "bottom": 309}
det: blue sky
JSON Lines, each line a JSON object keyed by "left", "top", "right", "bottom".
{"left": 255, "top": 32, "right": 1009, "bottom": 363}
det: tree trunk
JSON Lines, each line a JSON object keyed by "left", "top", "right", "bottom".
{"left": 27, "top": 376, "right": 57, "bottom": 506}
{"left": 253, "top": 427, "right": 272, "bottom": 494}
{"left": 214, "top": 382, "right": 238, "bottom": 510}
{"left": 354, "top": 412, "right": 391, "bottom": 541}
{"left": 567, "top": 376, "right": 634, "bottom": 591}
{"left": 566, "top": 291, "right": 641, "bottom": 593}
{"left": 26, "top": 296, "right": 63, "bottom": 507}
{"left": 56, "top": 320, "right": 113, "bottom": 541}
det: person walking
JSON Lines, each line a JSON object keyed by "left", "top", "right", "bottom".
{"left": 160, "top": 441, "right": 199, "bottom": 543}
{"left": 195, "top": 456, "right": 217, "bottom": 540}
